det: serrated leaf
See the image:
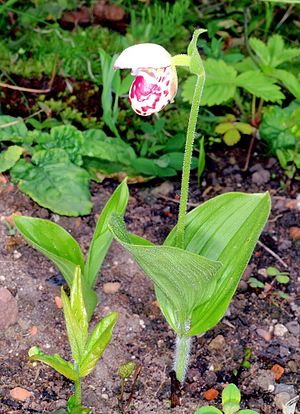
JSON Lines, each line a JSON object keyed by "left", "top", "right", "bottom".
{"left": 11, "top": 149, "right": 92, "bottom": 216}
{"left": 80, "top": 312, "right": 118, "bottom": 377}
{"left": 223, "top": 129, "right": 241, "bottom": 146}
{"left": 28, "top": 346, "right": 76, "bottom": 381}
{"left": 0, "top": 145, "right": 23, "bottom": 172}
{"left": 236, "top": 71, "right": 284, "bottom": 102}
{"left": 182, "top": 59, "right": 238, "bottom": 106}
{"left": 61, "top": 287, "right": 85, "bottom": 364}
{"left": 215, "top": 123, "right": 235, "bottom": 134}
{"left": 109, "top": 214, "right": 222, "bottom": 334}
{"left": 249, "top": 38, "right": 269, "bottom": 66}
{"left": 14, "top": 216, "right": 84, "bottom": 286}
{"left": 270, "top": 69, "right": 300, "bottom": 99}
{"left": 164, "top": 192, "right": 271, "bottom": 336}
{"left": 194, "top": 408, "right": 222, "bottom": 414}
{"left": 84, "top": 179, "right": 129, "bottom": 288}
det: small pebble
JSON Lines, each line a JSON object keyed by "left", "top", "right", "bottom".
{"left": 13, "top": 250, "right": 22, "bottom": 260}
{"left": 256, "top": 370, "right": 275, "bottom": 392}
{"left": 257, "top": 328, "right": 271, "bottom": 342}
{"left": 274, "top": 323, "right": 288, "bottom": 337}
{"left": 103, "top": 282, "right": 121, "bottom": 294}
{"left": 10, "top": 387, "right": 32, "bottom": 401}
{"left": 286, "top": 321, "right": 299, "bottom": 335}
{"left": 208, "top": 335, "right": 226, "bottom": 351}
{"left": 0, "top": 287, "right": 18, "bottom": 329}
{"left": 55, "top": 296, "right": 63, "bottom": 309}
{"left": 101, "top": 393, "right": 109, "bottom": 400}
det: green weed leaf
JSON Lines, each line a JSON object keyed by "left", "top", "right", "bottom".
{"left": 109, "top": 214, "right": 221, "bottom": 334}
{"left": 164, "top": 192, "right": 271, "bottom": 336}
{"left": 222, "top": 384, "right": 241, "bottom": 414}
{"left": 85, "top": 179, "right": 129, "bottom": 288}
{"left": 0, "top": 116, "right": 28, "bottom": 143}
{"left": 223, "top": 129, "right": 241, "bottom": 146}
{"left": 28, "top": 346, "right": 76, "bottom": 381}
{"left": 236, "top": 71, "right": 284, "bottom": 102}
{"left": 11, "top": 149, "right": 92, "bottom": 216}
{"left": 194, "top": 408, "right": 222, "bottom": 414}
{"left": 0, "top": 145, "right": 23, "bottom": 172}
{"left": 80, "top": 312, "right": 118, "bottom": 377}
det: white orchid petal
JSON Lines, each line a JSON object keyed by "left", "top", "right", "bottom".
{"left": 114, "top": 43, "right": 172, "bottom": 70}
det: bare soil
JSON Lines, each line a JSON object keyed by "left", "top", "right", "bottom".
{"left": 0, "top": 147, "right": 299, "bottom": 414}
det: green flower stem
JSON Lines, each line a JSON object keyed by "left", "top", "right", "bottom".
{"left": 171, "top": 54, "right": 191, "bottom": 67}
{"left": 174, "top": 334, "right": 192, "bottom": 383}
{"left": 74, "top": 377, "right": 82, "bottom": 406}
{"left": 176, "top": 71, "right": 206, "bottom": 249}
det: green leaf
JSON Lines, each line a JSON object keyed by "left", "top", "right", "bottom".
{"left": 68, "top": 396, "right": 91, "bottom": 414}
{"left": 269, "top": 69, "right": 300, "bottom": 100}
{"left": 259, "top": 101, "right": 300, "bottom": 152}
{"left": 187, "top": 28, "right": 207, "bottom": 76}
{"left": 223, "top": 129, "right": 241, "bottom": 146}
{"left": 235, "top": 123, "right": 254, "bottom": 135}
{"left": 182, "top": 59, "right": 238, "bottom": 106}
{"left": 250, "top": 34, "right": 300, "bottom": 68}
{"left": 14, "top": 216, "right": 84, "bottom": 286}
{"left": 236, "top": 71, "right": 284, "bottom": 102}
{"left": 0, "top": 115, "right": 28, "bottom": 143}
{"left": 275, "top": 275, "right": 289, "bottom": 284}
{"left": 238, "top": 411, "right": 259, "bottom": 414}
{"left": 70, "top": 266, "right": 88, "bottom": 343}
{"left": 109, "top": 214, "right": 222, "bottom": 334}
{"left": 0, "top": 145, "right": 23, "bottom": 172}
{"left": 164, "top": 192, "right": 271, "bottom": 336}
{"left": 131, "top": 157, "right": 176, "bottom": 177}
{"left": 11, "top": 149, "right": 92, "bottom": 216}
{"left": 84, "top": 179, "right": 129, "bottom": 288}
{"left": 80, "top": 312, "right": 118, "bottom": 377}
{"left": 215, "top": 123, "right": 235, "bottom": 134}
{"left": 248, "top": 277, "right": 265, "bottom": 289}
{"left": 28, "top": 346, "right": 76, "bottom": 381}
{"left": 202, "top": 59, "right": 238, "bottom": 106}
{"left": 198, "top": 136, "right": 206, "bottom": 186}
{"left": 266, "top": 266, "right": 279, "bottom": 276}
{"left": 45, "top": 125, "right": 83, "bottom": 166}
{"left": 61, "top": 287, "right": 85, "bottom": 364}
{"left": 194, "top": 408, "right": 222, "bottom": 414}
{"left": 222, "top": 384, "right": 241, "bottom": 414}
{"left": 118, "top": 361, "right": 136, "bottom": 379}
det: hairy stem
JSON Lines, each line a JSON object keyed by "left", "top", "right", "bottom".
{"left": 174, "top": 335, "right": 192, "bottom": 383}
{"left": 176, "top": 72, "right": 205, "bottom": 248}
{"left": 74, "top": 377, "right": 81, "bottom": 406}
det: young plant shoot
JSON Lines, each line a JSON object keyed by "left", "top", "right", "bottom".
{"left": 111, "top": 30, "right": 271, "bottom": 382}
{"left": 14, "top": 179, "right": 129, "bottom": 319}
{"left": 195, "top": 383, "right": 259, "bottom": 414}
{"left": 29, "top": 266, "right": 118, "bottom": 414}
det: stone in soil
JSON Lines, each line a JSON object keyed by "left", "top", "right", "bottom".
{"left": 286, "top": 320, "right": 299, "bottom": 335}
{"left": 274, "top": 323, "right": 288, "bottom": 337}
{"left": 0, "top": 287, "right": 18, "bottom": 329}
{"left": 256, "top": 369, "right": 276, "bottom": 392}
{"left": 103, "top": 282, "right": 121, "bottom": 294}
{"left": 208, "top": 334, "right": 226, "bottom": 351}
{"left": 10, "top": 387, "right": 32, "bottom": 401}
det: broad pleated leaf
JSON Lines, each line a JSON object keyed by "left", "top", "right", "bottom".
{"left": 0, "top": 145, "right": 23, "bottom": 172}
{"left": 80, "top": 312, "right": 118, "bottom": 377}
{"left": 164, "top": 192, "right": 271, "bottom": 336}
{"left": 109, "top": 214, "right": 221, "bottom": 333}
{"left": 84, "top": 179, "right": 129, "bottom": 288}
{"left": 28, "top": 346, "right": 76, "bottom": 381}
{"left": 14, "top": 216, "right": 84, "bottom": 286}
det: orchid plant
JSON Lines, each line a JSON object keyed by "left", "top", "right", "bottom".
{"left": 110, "top": 29, "right": 271, "bottom": 382}
{"left": 14, "top": 180, "right": 128, "bottom": 319}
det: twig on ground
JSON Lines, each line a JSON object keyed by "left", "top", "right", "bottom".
{"left": 257, "top": 240, "right": 288, "bottom": 269}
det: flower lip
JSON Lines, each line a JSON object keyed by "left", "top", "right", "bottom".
{"left": 114, "top": 43, "right": 172, "bottom": 70}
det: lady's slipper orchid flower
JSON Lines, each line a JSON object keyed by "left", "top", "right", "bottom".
{"left": 114, "top": 43, "right": 178, "bottom": 116}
